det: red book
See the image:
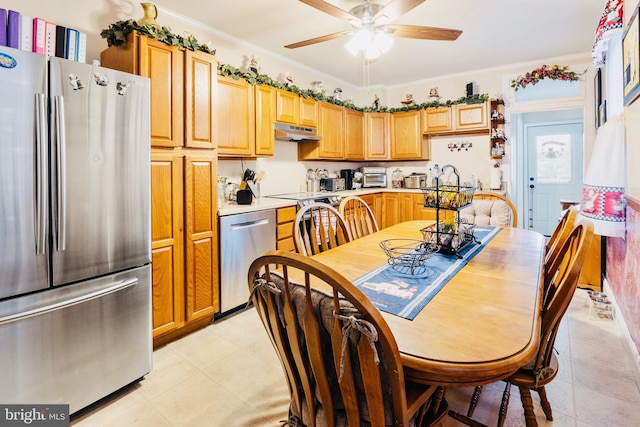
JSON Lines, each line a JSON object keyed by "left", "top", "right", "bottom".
{"left": 33, "top": 17, "right": 46, "bottom": 54}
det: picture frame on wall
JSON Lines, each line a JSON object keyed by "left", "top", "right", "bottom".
{"left": 623, "top": 6, "right": 640, "bottom": 106}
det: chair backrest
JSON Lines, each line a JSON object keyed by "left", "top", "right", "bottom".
{"left": 544, "top": 206, "right": 579, "bottom": 287}
{"left": 338, "top": 196, "right": 379, "bottom": 240}
{"left": 248, "top": 250, "right": 410, "bottom": 427}
{"left": 534, "top": 221, "right": 593, "bottom": 375}
{"left": 293, "top": 202, "right": 352, "bottom": 256}
{"left": 461, "top": 191, "right": 518, "bottom": 227}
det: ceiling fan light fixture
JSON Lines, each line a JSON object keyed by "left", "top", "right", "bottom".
{"left": 365, "top": 44, "right": 381, "bottom": 60}
{"left": 374, "top": 31, "right": 394, "bottom": 53}
{"left": 345, "top": 29, "right": 371, "bottom": 56}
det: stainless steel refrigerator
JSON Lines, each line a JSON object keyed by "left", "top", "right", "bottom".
{"left": 0, "top": 47, "right": 152, "bottom": 413}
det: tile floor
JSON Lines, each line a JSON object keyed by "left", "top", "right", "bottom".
{"left": 71, "top": 289, "right": 640, "bottom": 427}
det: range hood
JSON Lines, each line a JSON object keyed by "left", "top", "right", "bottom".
{"left": 274, "top": 123, "right": 322, "bottom": 142}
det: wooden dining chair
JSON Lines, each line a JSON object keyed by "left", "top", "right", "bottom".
{"left": 543, "top": 206, "right": 579, "bottom": 288}
{"left": 338, "top": 195, "right": 379, "bottom": 240}
{"left": 247, "top": 250, "right": 449, "bottom": 427}
{"left": 460, "top": 191, "right": 518, "bottom": 227}
{"left": 465, "top": 221, "right": 594, "bottom": 427}
{"left": 293, "top": 202, "right": 352, "bottom": 256}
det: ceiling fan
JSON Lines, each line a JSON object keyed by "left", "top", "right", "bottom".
{"left": 285, "top": 0, "right": 462, "bottom": 55}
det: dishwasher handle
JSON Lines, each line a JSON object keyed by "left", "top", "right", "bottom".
{"left": 229, "top": 218, "right": 271, "bottom": 231}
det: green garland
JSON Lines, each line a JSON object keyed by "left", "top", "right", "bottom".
{"left": 218, "top": 63, "right": 489, "bottom": 112}
{"left": 100, "top": 19, "right": 216, "bottom": 55}
{"left": 101, "top": 20, "right": 488, "bottom": 111}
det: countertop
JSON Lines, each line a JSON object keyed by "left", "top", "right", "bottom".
{"left": 218, "top": 188, "right": 427, "bottom": 216}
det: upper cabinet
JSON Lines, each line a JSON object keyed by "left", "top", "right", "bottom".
{"left": 215, "top": 75, "right": 256, "bottom": 156}
{"left": 365, "top": 112, "right": 390, "bottom": 160}
{"left": 344, "top": 109, "right": 365, "bottom": 160}
{"left": 254, "top": 85, "right": 276, "bottom": 156}
{"left": 423, "top": 106, "right": 452, "bottom": 134}
{"left": 300, "top": 97, "right": 318, "bottom": 127}
{"left": 390, "top": 110, "right": 429, "bottom": 160}
{"left": 275, "top": 89, "right": 300, "bottom": 125}
{"left": 423, "top": 101, "right": 490, "bottom": 136}
{"left": 299, "top": 102, "right": 344, "bottom": 160}
{"left": 101, "top": 33, "right": 216, "bottom": 149}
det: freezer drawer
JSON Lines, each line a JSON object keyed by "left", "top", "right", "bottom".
{"left": 219, "top": 209, "right": 276, "bottom": 313}
{"left": 0, "top": 265, "right": 152, "bottom": 414}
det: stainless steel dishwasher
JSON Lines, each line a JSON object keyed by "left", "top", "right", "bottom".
{"left": 218, "top": 209, "right": 276, "bottom": 315}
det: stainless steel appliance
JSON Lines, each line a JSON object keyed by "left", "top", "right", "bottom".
{"left": 320, "top": 177, "right": 345, "bottom": 192}
{"left": 218, "top": 210, "right": 276, "bottom": 314}
{"left": 0, "top": 47, "right": 151, "bottom": 413}
{"left": 267, "top": 192, "right": 343, "bottom": 208}
{"left": 340, "top": 169, "right": 356, "bottom": 190}
{"left": 404, "top": 173, "right": 427, "bottom": 189}
{"left": 274, "top": 122, "right": 321, "bottom": 142}
{"left": 361, "top": 166, "right": 388, "bottom": 188}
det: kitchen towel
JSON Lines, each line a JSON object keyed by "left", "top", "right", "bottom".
{"left": 352, "top": 226, "right": 501, "bottom": 320}
{"left": 579, "top": 113, "right": 626, "bottom": 238}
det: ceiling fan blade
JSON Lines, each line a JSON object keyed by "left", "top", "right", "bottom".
{"left": 386, "top": 24, "right": 462, "bottom": 41}
{"left": 373, "top": 0, "right": 426, "bottom": 23}
{"left": 298, "top": 0, "right": 360, "bottom": 24}
{"left": 285, "top": 30, "right": 352, "bottom": 49}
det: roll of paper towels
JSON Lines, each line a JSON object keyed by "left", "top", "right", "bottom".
{"left": 490, "top": 167, "right": 502, "bottom": 189}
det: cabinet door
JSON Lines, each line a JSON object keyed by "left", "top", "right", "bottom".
{"left": 382, "top": 193, "right": 399, "bottom": 229}
{"left": 455, "top": 102, "right": 489, "bottom": 131}
{"left": 276, "top": 205, "right": 297, "bottom": 252}
{"left": 399, "top": 193, "right": 415, "bottom": 222}
{"left": 138, "top": 37, "right": 184, "bottom": 148}
{"left": 372, "top": 193, "right": 384, "bottom": 229}
{"left": 184, "top": 50, "right": 216, "bottom": 149}
{"left": 300, "top": 97, "right": 318, "bottom": 127}
{"left": 391, "top": 110, "right": 425, "bottom": 160}
{"left": 276, "top": 89, "right": 300, "bottom": 124}
{"left": 344, "top": 109, "right": 365, "bottom": 160}
{"left": 365, "top": 112, "right": 390, "bottom": 159}
{"left": 254, "top": 85, "right": 276, "bottom": 156}
{"left": 184, "top": 156, "right": 219, "bottom": 321}
{"left": 151, "top": 153, "right": 184, "bottom": 337}
{"left": 317, "top": 102, "right": 345, "bottom": 159}
{"left": 216, "top": 75, "right": 256, "bottom": 156}
{"left": 423, "top": 107, "right": 452, "bottom": 134}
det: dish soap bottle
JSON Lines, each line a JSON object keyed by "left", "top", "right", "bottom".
{"left": 392, "top": 168, "right": 404, "bottom": 188}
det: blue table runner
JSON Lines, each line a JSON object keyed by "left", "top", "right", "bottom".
{"left": 352, "top": 226, "right": 502, "bottom": 320}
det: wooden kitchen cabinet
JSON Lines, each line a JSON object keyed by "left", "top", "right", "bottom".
{"left": 254, "top": 85, "right": 276, "bottom": 156}
{"left": 300, "top": 97, "right": 318, "bottom": 127}
{"left": 102, "top": 33, "right": 220, "bottom": 346}
{"left": 344, "top": 109, "right": 365, "bottom": 160}
{"left": 276, "top": 205, "right": 297, "bottom": 252}
{"left": 184, "top": 155, "right": 219, "bottom": 322}
{"left": 423, "top": 106, "right": 453, "bottom": 134}
{"left": 216, "top": 75, "right": 256, "bottom": 156}
{"left": 276, "top": 89, "right": 300, "bottom": 124}
{"left": 365, "top": 112, "right": 390, "bottom": 160}
{"left": 298, "top": 101, "right": 344, "bottom": 160}
{"left": 150, "top": 153, "right": 184, "bottom": 338}
{"left": 455, "top": 102, "right": 489, "bottom": 131}
{"left": 101, "top": 32, "right": 216, "bottom": 149}
{"left": 423, "top": 101, "right": 490, "bottom": 136}
{"left": 382, "top": 193, "right": 400, "bottom": 229}
{"left": 391, "top": 110, "right": 429, "bottom": 160}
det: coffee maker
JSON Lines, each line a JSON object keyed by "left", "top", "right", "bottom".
{"left": 340, "top": 169, "right": 356, "bottom": 190}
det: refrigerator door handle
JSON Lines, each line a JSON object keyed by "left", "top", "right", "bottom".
{"left": 54, "top": 95, "right": 67, "bottom": 251}
{"left": 35, "top": 93, "right": 48, "bottom": 254}
{"left": 0, "top": 277, "right": 139, "bottom": 326}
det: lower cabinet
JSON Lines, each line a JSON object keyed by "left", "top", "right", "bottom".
{"left": 151, "top": 152, "right": 219, "bottom": 347}
{"left": 276, "top": 205, "right": 297, "bottom": 252}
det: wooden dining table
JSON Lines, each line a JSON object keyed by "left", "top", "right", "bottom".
{"left": 309, "top": 220, "right": 546, "bottom": 388}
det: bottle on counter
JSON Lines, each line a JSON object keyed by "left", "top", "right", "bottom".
{"left": 391, "top": 168, "right": 404, "bottom": 189}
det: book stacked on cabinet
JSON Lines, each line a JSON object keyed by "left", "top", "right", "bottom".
{"left": 0, "top": 7, "right": 86, "bottom": 62}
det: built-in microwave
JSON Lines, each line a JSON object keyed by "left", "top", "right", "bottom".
{"left": 361, "top": 167, "right": 387, "bottom": 188}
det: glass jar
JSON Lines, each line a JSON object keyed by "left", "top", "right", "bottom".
{"left": 391, "top": 168, "right": 403, "bottom": 189}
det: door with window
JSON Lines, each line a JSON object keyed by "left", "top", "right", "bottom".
{"left": 526, "top": 122, "right": 583, "bottom": 236}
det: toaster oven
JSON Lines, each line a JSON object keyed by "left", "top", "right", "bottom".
{"left": 361, "top": 167, "right": 387, "bottom": 188}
